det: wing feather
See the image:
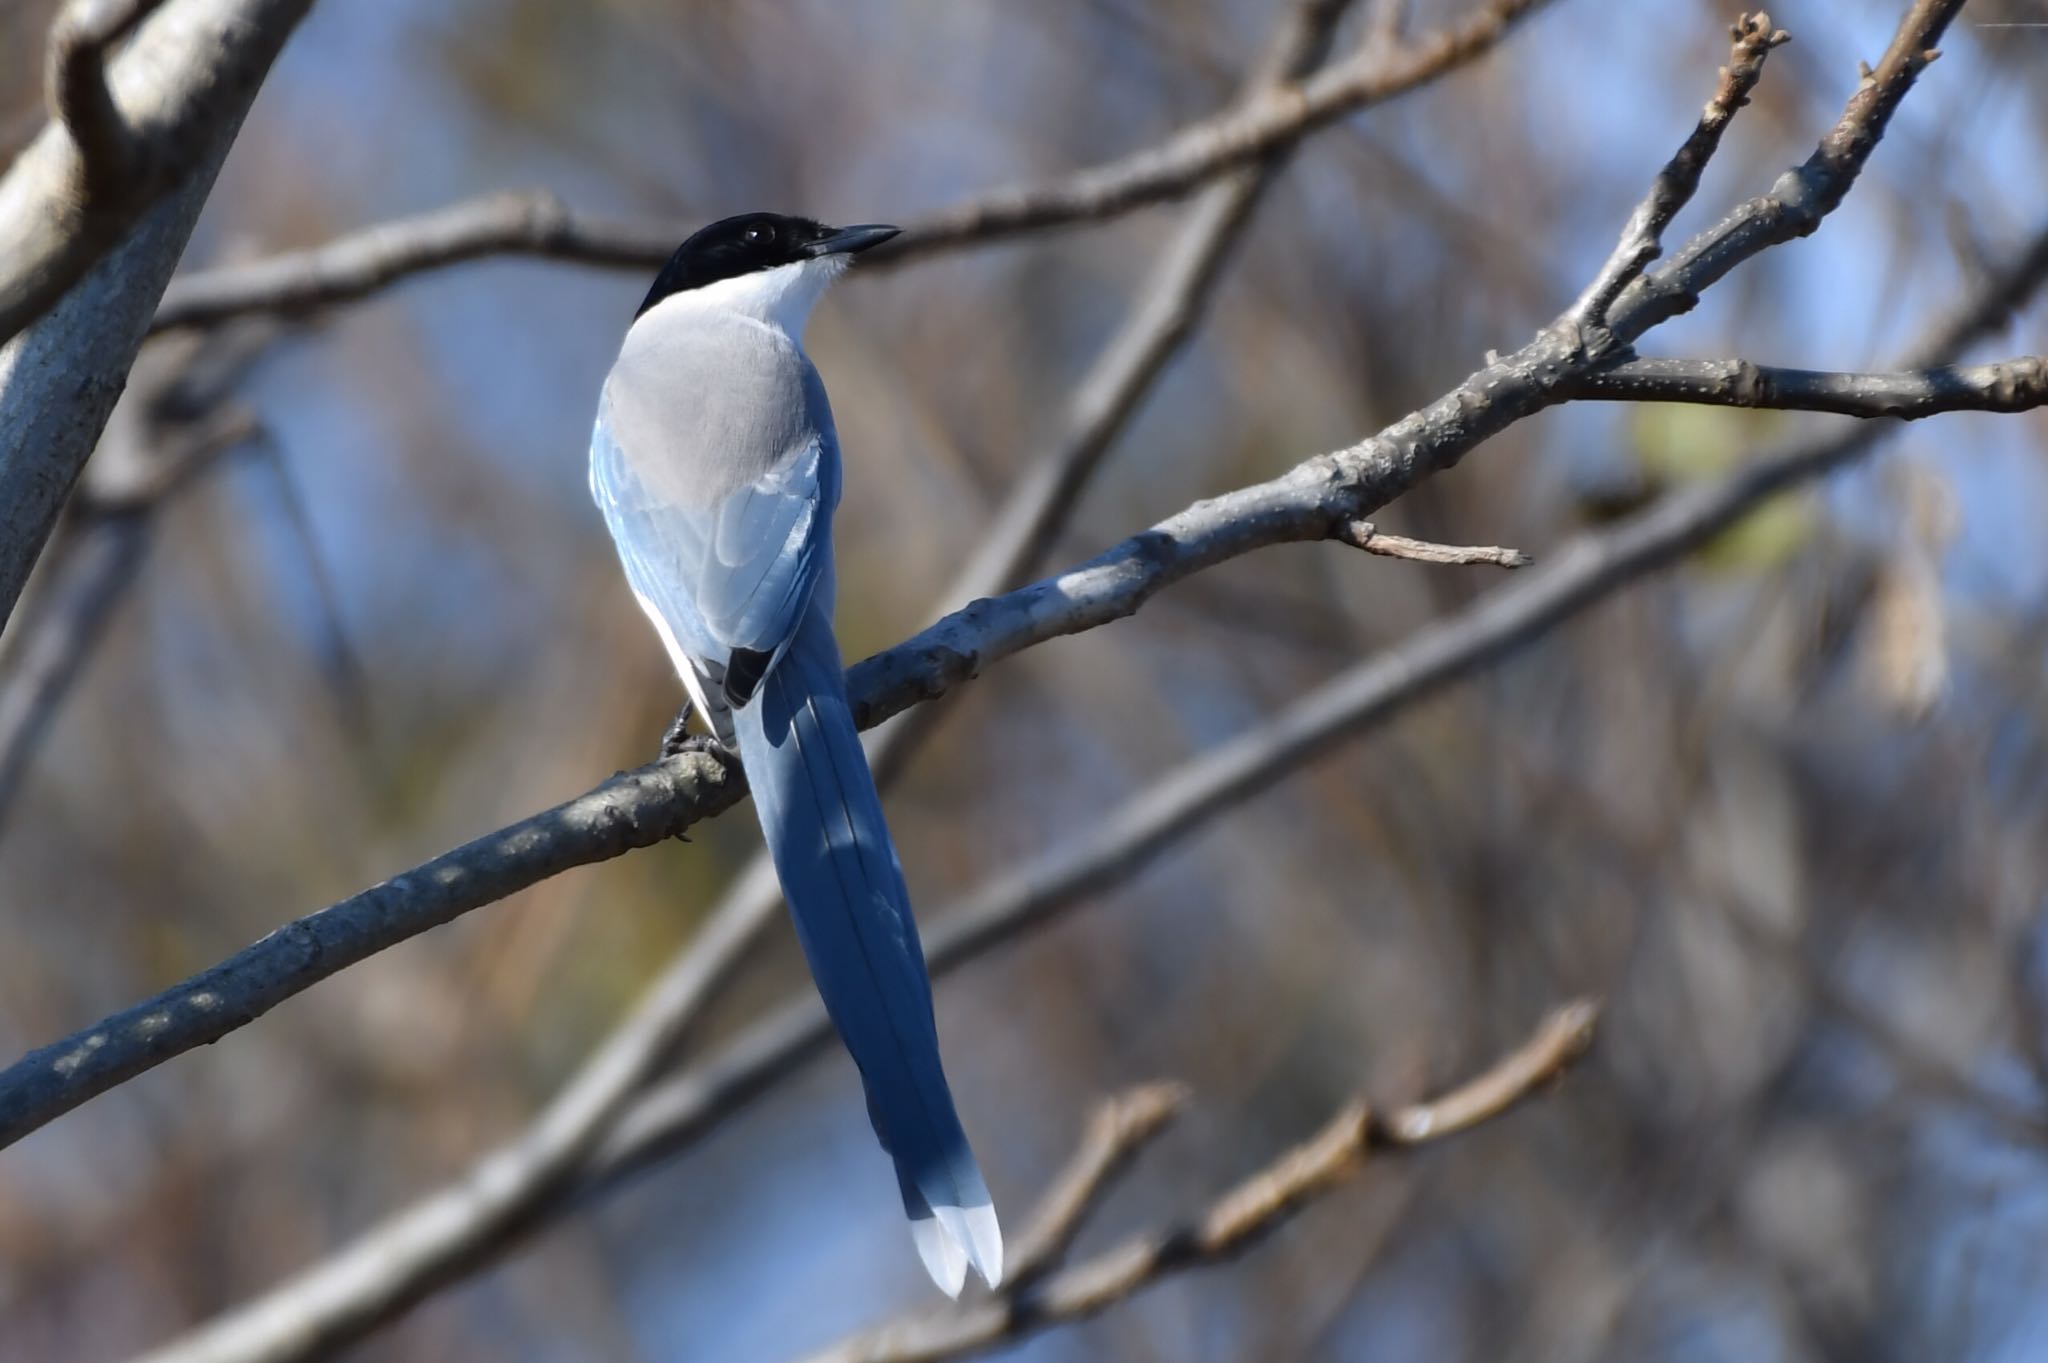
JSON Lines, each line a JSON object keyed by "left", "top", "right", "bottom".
{"left": 589, "top": 392, "right": 839, "bottom": 678}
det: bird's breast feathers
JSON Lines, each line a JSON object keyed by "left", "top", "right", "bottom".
{"left": 601, "top": 305, "right": 832, "bottom": 509}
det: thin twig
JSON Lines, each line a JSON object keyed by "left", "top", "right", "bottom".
{"left": 1606, "top": 0, "right": 1965, "bottom": 343}
{"left": 1375, "top": 1002, "right": 1598, "bottom": 1143}
{"left": 1566, "top": 353, "right": 2048, "bottom": 418}
{"left": 1003, "top": 1082, "right": 1191, "bottom": 1289}
{"left": 1336, "top": 521, "right": 1532, "bottom": 568}
{"left": 77, "top": 406, "right": 259, "bottom": 514}
{"left": 150, "top": 190, "right": 660, "bottom": 332}
{"left": 0, "top": 518, "right": 146, "bottom": 825}
{"left": 1565, "top": 12, "right": 1790, "bottom": 327}
{"left": 791, "top": 1003, "right": 1597, "bottom": 1363}
{"left": 148, "top": 0, "right": 1553, "bottom": 332}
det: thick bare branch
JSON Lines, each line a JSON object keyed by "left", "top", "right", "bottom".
{"left": 0, "top": 0, "right": 314, "bottom": 347}
{"left": 1, "top": 0, "right": 1988, "bottom": 1155}
{"left": 149, "top": 0, "right": 1552, "bottom": 332}
{"left": 791, "top": 1003, "right": 1597, "bottom": 1363}
{"left": 0, "top": 745, "right": 743, "bottom": 1146}
{"left": 0, "top": 0, "right": 313, "bottom": 640}
{"left": 1565, "top": 12, "right": 1790, "bottom": 327}
{"left": 1566, "top": 354, "right": 2048, "bottom": 418}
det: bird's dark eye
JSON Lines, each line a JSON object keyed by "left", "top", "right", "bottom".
{"left": 743, "top": 224, "right": 772, "bottom": 245}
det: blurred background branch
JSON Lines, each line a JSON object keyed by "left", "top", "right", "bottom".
{"left": 794, "top": 1001, "right": 1597, "bottom": 1363}
{"left": 0, "top": 326, "right": 269, "bottom": 830}
{"left": 147, "top": 0, "right": 1551, "bottom": 333}
{"left": 999, "top": 1081, "right": 1192, "bottom": 1291}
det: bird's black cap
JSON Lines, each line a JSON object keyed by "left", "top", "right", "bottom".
{"left": 636, "top": 213, "right": 900, "bottom": 317}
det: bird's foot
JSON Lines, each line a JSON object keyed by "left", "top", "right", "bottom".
{"left": 658, "top": 704, "right": 702, "bottom": 759}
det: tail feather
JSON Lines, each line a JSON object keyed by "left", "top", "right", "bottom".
{"left": 734, "top": 607, "right": 1000, "bottom": 1292}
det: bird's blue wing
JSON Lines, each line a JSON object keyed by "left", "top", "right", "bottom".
{"left": 589, "top": 410, "right": 840, "bottom": 677}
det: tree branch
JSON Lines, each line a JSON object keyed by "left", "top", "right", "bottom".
{"left": 1565, "top": 354, "right": 2048, "bottom": 418}
{"left": 0, "top": 0, "right": 1990, "bottom": 1156}
{"left": 1335, "top": 521, "right": 1532, "bottom": 567}
{"left": 865, "top": 0, "right": 1356, "bottom": 775}
{"left": 1002, "top": 1083, "right": 1191, "bottom": 1290}
{"left": 0, "top": 403, "right": 257, "bottom": 829}
{"left": 1565, "top": 12, "right": 1790, "bottom": 328}
{"left": 0, "top": 0, "right": 314, "bottom": 348}
{"left": 0, "top": 0, "right": 313, "bottom": 639}
{"left": 0, "top": 518, "right": 148, "bottom": 825}
{"left": 148, "top": 0, "right": 1553, "bottom": 332}
{"left": 790, "top": 1003, "right": 1598, "bottom": 1363}
{"left": 1606, "top": 0, "right": 1964, "bottom": 344}
{"left": 150, "top": 189, "right": 670, "bottom": 332}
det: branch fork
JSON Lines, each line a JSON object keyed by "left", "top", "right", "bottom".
{"left": 45, "top": 0, "right": 164, "bottom": 203}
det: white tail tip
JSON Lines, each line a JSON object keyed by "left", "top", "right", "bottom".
{"left": 910, "top": 1212, "right": 968, "bottom": 1298}
{"left": 961, "top": 1200, "right": 1003, "bottom": 1288}
{"left": 912, "top": 1201, "right": 1002, "bottom": 1295}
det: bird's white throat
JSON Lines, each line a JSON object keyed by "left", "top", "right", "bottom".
{"left": 638, "top": 254, "right": 851, "bottom": 340}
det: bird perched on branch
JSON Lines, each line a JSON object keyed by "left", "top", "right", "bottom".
{"left": 587, "top": 213, "right": 1001, "bottom": 1295}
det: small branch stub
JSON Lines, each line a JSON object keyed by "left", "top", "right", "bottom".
{"left": 1339, "top": 520, "right": 1533, "bottom": 568}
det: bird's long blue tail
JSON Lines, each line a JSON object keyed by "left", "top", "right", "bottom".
{"left": 731, "top": 607, "right": 1001, "bottom": 1295}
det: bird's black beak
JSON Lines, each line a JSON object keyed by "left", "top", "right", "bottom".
{"left": 809, "top": 223, "right": 901, "bottom": 257}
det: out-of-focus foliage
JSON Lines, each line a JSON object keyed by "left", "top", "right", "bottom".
{"left": 2, "top": 1, "right": 2047, "bottom": 1360}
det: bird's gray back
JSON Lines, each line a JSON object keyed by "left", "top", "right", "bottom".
{"left": 601, "top": 306, "right": 832, "bottom": 508}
